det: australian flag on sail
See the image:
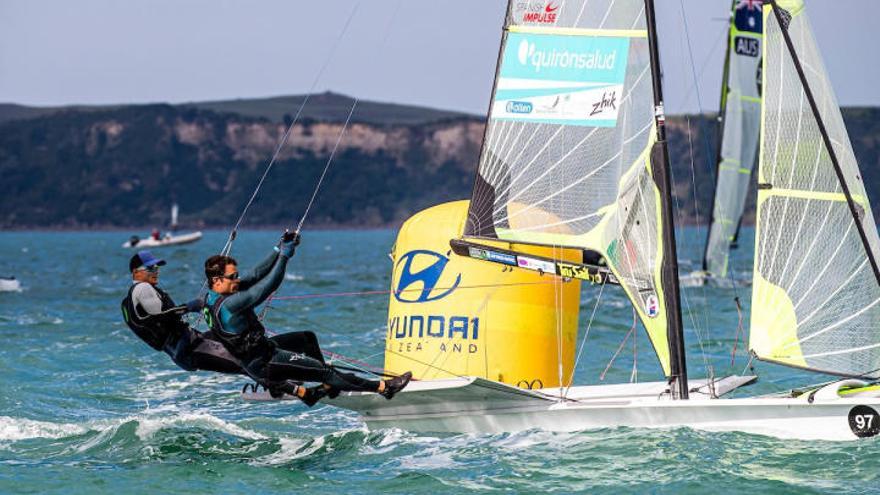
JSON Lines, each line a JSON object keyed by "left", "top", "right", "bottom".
{"left": 734, "top": 0, "right": 763, "bottom": 34}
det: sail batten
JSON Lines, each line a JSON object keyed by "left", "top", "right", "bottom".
{"left": 749, "top": 0, "right": 880, "bottom": 378}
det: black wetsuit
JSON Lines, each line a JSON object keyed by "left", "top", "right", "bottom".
{"left": 121, "top": 283, "right": 243, "bottom": 374}
{"left": 204, "top": 248, "right": 379, "bottom": 393}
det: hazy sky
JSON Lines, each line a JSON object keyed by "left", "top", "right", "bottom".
{"left": 1, "top": 0, "right": 878, "bottom": 115}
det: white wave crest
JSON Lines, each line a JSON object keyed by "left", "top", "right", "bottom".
{"left": 0, "top": 416, "right": 87, "bottom": 443}
{"left": 134, "top": 412, "right": 267, "bottom": 441}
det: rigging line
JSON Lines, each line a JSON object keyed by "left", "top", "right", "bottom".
{"left": 667, "top": 114, "right": 711, "bottom": 374}
{"left": 260, "top": 1, "right": 404, "bottom": 324}
{"left": 269, "top": 280, "right": 560, "bottom": 301}
{"left": 600, "top": 306, "right": 636, "bottom": 381}
{"left": 677, "top": 0, "right": 744, "bottom": 295}
{"left": 631, "top": 307, "right": 638, "bottom": 383}
{"left": 383, "top": 347, "right": 473, "bottom": 381}
{"left": 730, "top": 296, "right": 744, "bottom": 366}
{"left": 670, "top": 161, "right": 712, "bottom": 376}
{"left": 676, "top": 1, "right": 740, "bottom": 370}
{"left": 295, "top": 99, "right": 359, "bottom": 233}
{"left": 220, "top": 3, "right": 362, "bottom": 257}
{"left": 684, "top": 115, "right": 713, "bottom": 354}
{"left": 564, "top": 279, "right": 607, "bottom": 398}
{"left": 295, "top": 0, "right": 405, "bottom": 233}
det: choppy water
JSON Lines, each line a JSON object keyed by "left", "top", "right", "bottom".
{"left": 1, "top": 229, "right": 877, "bottom": 494}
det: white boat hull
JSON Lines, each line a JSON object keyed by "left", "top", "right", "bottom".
{"left": 122, "top": 231, "right": 203, "bottom": 248}
{"left": 309, "top": 377, "right": 880, "bottom": 441}
{"left": 0, "top": 277, "right": 21, "bottom": 292}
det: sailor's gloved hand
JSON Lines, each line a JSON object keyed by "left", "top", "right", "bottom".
{"left": 278, "top": 230, "right": 300, "bottom": 258}
{"left": 281, "top": 230, "right": 301, "bottom": 246}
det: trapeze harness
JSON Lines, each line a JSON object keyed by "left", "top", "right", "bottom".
{"left": 121, "top": 284, "right": 188, "bottom": 351}
{"left": 121, "top": 285, "right": 243, "bottom": 374}
{"left": 203, "top": 295, "right": 272, "bottom": 361}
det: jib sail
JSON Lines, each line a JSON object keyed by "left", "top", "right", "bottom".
{"left": 750, "top": 0, "right": 880, "bottom": 378}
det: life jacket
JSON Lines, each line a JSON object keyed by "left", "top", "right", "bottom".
{"left": 121, "top": 283, "right": 188, "bottom": 351}
{"left": 203, "top": 295, "right": 271, "bottom": 360}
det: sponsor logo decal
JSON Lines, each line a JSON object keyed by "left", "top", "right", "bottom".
{"left": 506, "top": 101, "right": 534, "bottom": 114}
{"left": 468, "top": 247, "right": 518, "bottom": 266}
{"left": 514, "top": 37, "right": 622, "bottom": 76}
{"left": 492, "top": 33, "right": 630, "bottom": 127}
{"left": 394, "top": 250, "right": 461, "bottom": 303}
{"left": 514, "top": 1, "right": 560, "bottom": 25}
{"left": 489, "top": 251, "right": 517, "bottom": 266}
{"left": 590, "top": 90, "right": 618, "bottom": 116}
{"left": 556, "top": 262, "right": 605, "bottom": 284}
{"left": 734, "top": 36, "right": 760, "bottom": 57}
{"left": 517, "top": 255, "right": 556, "bottom": 274}
{"left": 468, "top": 247, "right": 489, "bottom": 260}
{"left": 645, "top": 294, "right": 660, "bottom": 318}
{"left": 849, "top": 405, "right": 880, "bottom": 438}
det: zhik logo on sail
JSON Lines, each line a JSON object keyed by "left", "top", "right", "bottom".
{"left": 393, "top": 250, "right": 461, "bottom": 303}
{"left": 516, "top": 38, "right": 619, "bottom": 74}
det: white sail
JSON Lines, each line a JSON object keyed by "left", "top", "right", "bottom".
{"left": 171, "top": 203, "right": 179, "bottom": 230}
{"left": 750, "top": 0, "right": 880, "bottom": 378}
{"left": 462, "top": 0, "right": 682, "bottom": 376}
{"left": 703, "top": 0, "right": 764, "bottom": 278}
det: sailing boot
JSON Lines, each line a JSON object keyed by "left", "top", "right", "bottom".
{"left": 268, "top": 380, "right": 302, "bottom": 399}
{"left": 379, "top": 371, "right": 412, "bottom": 400}
{"left": 298, "top": 385, "right": 329, "bottom": 407}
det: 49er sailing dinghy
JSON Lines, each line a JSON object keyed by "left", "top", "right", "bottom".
{"left": 250, "top": 0, "right": 880, "bottom": 441}
{"left": 686, "top": 0, "right": 765, "bottom": 287}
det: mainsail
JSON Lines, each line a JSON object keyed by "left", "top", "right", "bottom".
{"left": 463, "top": 0, "right": 682, "bottom": 378}
{"left": 750, "top": 0, "right": 880, "bottom": 378}
{"left": 703, "top": 0, "right": 764, "bottom": 278}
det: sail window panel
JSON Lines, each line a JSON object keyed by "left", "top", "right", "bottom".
{"left": 750, "top": 5, "right": 880, "bottom": 378}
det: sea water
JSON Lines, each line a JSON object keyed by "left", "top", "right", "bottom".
{"left": 0, "top": 229, "right": 877, "bottom": 494}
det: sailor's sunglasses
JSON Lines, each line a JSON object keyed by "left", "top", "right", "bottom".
{"left": 217, "top": 272, "right": 239, "bottom": 281}
{"left": 137, "top": 265, "right": 160, "bottom": 273}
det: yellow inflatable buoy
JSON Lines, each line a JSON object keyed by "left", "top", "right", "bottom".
{"left": 384, "top": 201, "right": 582, "bottom": 389}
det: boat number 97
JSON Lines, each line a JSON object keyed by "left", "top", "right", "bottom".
{"left": 848, "top": 406, "right": 880, "bottom": 438}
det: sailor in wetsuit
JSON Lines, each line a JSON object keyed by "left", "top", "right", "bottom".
{"left": 121, "top": 250, "right": 243, "bottom": 375}
{"left": 202, "top": 231, "right": 412, "bottom": 406}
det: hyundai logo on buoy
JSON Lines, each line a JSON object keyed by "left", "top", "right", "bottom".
{"left": 394, "top": 250, "right": 462, "bottom": 303}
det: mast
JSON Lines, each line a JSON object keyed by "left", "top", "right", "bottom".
{"left": 645, "top": 0, "right": 689, "bottom": 399}
{"left": 702, "top": 0, "right": 737, "bottom": 272}
{"left": 768, "top": 0, "right": 880, "bottom": 288}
